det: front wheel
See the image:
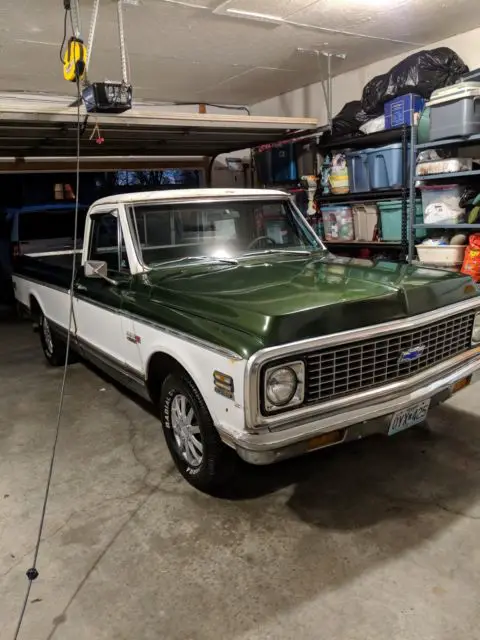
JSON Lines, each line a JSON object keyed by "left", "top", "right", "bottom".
{"left": 160, "top": 372, "right": 236, "bottom": 493}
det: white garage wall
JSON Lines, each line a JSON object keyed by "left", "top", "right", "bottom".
{"left": 251, "top": 27, "right": 480, "bottom": 124}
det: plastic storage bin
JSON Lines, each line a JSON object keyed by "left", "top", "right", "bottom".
{"left": 329, "top": 152, "right": 349, "bottom": 194}
{"left": 321, "top": 205, "right": 355, "bottom": 241}
{"left": 384, "top": 93, "right": 425, "bottom": 129}
{"left": 417, "top": 107, "right": 430, "bottom": 144}
{"left": 377, "top": 199, "right": 425, "bottom": 241}
{"left": 345, "top": 150, "right": 371, "bottom": 193}
{"left": 428, "top": 82, "right": 480, "bottom": 140}
{"left": 352, "top": 204, "right": 378, "bottom": 241}
{"left": 420, "top": 184, "right": 464, "bottom": 225}
{"left": 367, "top": 143, "right": 407, "bottom": 190}
{"left": 416, "top": 158, "right": 473, "bottom": 175}
{"left": 458, "top": 68, "right": 480, "bottom": 83}
{"left": 328, "top": 174, "right": 349, "bottom": 194}
{"left": 416, "top": 244, "right": 466, "bottom": 266}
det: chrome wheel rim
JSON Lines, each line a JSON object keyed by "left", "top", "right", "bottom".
{"left": 42, "top": 316, "right": 53, "bottom": 355}
{"left": 170, "top": 393, "right": 203, "bottom": 468}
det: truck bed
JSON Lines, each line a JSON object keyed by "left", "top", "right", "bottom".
{"left": 13, "top": 252, "right": 82, "bottom": 291}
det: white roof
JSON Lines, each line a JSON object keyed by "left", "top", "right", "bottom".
{"left": 93, "top": 188, "right": 288, "bottom": 206}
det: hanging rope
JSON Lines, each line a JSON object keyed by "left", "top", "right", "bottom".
{"left": 83, "top": 0, "right": 129, "bottom": 87}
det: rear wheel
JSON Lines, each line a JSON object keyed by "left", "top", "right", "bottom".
{"left": 160, "top": 372, "right": 237, "bottom": 493}
{"left": 39, "top": 312, "right": 74, "bottom": 367}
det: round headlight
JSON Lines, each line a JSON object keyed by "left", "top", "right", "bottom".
{"left": 473, "top": 313, "right": 480, "bottom": 344}
{"left": 266, "top": 367, "right": 297, "bottom": 407}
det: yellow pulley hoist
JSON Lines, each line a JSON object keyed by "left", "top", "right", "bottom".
{"left": 63, "top": 36, "right": 87, "bottom": 83}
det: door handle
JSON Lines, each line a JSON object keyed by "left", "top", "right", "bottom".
{"left": 74, "top": 283, "right": 87, "bottom": 292}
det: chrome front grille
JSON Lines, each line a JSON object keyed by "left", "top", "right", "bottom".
{"left": 305, "top": 311, "right": 475, "bottom": 405}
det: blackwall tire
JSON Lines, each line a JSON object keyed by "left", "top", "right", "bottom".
{"left": 160, "top": 372, "right": 237, "bottom": 494}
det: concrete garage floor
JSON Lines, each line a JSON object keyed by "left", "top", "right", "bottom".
{"left": 1, "top": 320, "right": 480, "bottom": 640}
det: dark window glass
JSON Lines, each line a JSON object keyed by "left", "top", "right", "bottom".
{"left": 18, "top": 208, "right": 87, "bottom": 242}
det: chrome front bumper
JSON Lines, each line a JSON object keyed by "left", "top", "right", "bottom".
{"left": 220, "top": 348, "right": 480, "bottom": 465}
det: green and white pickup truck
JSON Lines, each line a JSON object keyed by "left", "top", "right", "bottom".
{"left": 13, "top": 188, "right": 480, "bottom": 492}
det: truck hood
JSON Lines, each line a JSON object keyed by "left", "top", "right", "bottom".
{"left": 137, "top": 254, "right": 479, "bottom": 357}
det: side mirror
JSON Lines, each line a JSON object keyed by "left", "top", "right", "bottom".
{"left": 85, "top": 260, "right": 107, "bottom": 278}
{"left": 84, "top": 260, "right": 118, "bottom": 285}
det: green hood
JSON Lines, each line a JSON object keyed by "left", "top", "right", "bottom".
{"left": 129, "top": 254, "right": 479, "bottom": 358}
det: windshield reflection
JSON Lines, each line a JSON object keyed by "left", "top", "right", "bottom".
{"left": 128, "top": 198, "right": 324, "bottom": 267}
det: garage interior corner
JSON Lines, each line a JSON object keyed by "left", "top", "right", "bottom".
{"left": 3, "top": 0, "right": 480, "bottom": 638}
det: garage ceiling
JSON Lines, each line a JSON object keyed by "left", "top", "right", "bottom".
{"left": 1, "top": 0, "right": 478, "bottom": 106}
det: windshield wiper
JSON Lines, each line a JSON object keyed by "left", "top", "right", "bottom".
{"left": 241, "top": 249, "right": 313, "bottom": 258}
{"left": 150, "top": 256, "right": 238, "bottom": 267}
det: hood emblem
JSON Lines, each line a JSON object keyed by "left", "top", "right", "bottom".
{"left": 399, "top": 345, "right": 426, "bottom": 364}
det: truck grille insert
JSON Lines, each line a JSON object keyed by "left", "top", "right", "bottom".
{"left": 305, "top": 311, "right": 475, "bottom": 405}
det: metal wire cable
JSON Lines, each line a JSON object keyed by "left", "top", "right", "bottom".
{"left": 12, "top": 31, "right": 82, "bottom": 640}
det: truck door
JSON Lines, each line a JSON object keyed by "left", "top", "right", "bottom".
{"left": 73, "top": 209, "right": 131, "bottom": 369}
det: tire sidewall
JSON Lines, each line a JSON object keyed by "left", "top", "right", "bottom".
{"left": 39, "top": 312, "right": 66, "bottom": 366}
{"left": 39, "top": 313, "right": 55, "bottom": 363}
{"left": 161, "top": 380, "right": 206, "bottom": 480}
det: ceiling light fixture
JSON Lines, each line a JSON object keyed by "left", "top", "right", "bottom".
{"left": 223, "top": 9, "right": 285, "bottom": 24}
{"left": 160, "top": 0, "right": 209, "bottom": 8}
{"left": 342, "top": 0, "right": 388, "bottom": 5}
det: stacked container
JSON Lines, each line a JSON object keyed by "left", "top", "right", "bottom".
{"left": 428, "top": 82, "right": 480, "bottom": 141}
{"left": 321, "top": 205, "right": 355, "bottom": 241}
{"left": 346, "top": 143, "right": 408, "bottom": 192}
{"left": 384, "top": 94, "right": 425, "bottom": 129}
{"left": 367, "top": 143, "right": 407, "bottom": 190}
{"left": 377, "top": 199, "right": 425, "bottom": 242}
{"left": 351, "top": 204, "right": 378, "bottom": 241}
{"left": 345, "top": 150, "right": 370, "bottom": 193}
{"left": 419, "top": 184, "right": 465, "bottom": 225}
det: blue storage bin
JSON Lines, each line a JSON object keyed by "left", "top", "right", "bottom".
{"left": 377, "top": 199, "right": 426, "bottom": 241}
{"left": 271, "top": 144, "right": 297, "bottom": 182}
{"left": 384, "top": 93, "right": 425, "bottom": 129}
{"left": 345, "top": 149, "right": 371, "bottom": 193}
{"left": 367, "top": 143, "right": 408, "bottom": 190}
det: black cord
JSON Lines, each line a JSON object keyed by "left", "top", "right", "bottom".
{"left": 12, "top": 76, "right": 82, "bottom": 640}
{"left": 59, "top": 8, "right": 68, "bottom": 64}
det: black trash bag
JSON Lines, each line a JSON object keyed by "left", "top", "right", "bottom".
{"left": 361, "top": 47, "right": 469, "bottom": 115}
{"left": 331, "top": 100, "right": 369, "bottom": 136}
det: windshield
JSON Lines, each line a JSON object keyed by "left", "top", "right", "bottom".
{"left": 128, "top": 198, "right": 323, "bottom": 267}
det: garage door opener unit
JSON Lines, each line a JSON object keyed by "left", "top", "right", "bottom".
{"left": 65, "top": 0, "right": 133, "bottom": 113}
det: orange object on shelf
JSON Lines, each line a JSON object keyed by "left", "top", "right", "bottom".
{"left": 461, "top": 234, "right": 480, "bottom": 282}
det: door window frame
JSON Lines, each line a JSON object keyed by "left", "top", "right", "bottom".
{"left": 87, "top": 208, "right": 131, "bottom": 275}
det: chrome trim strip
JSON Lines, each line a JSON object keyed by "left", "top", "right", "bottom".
{"left": 47, "top": 318, "right": 146, "bottom": 390}
{"left": 245, "top": 297, "right": 480, "bottom": 429}
{"left": 74, "top": 293, "right": 243, "bottom": 361}
{"left": 76, "top": 335, "right": 148, "bottom": 390}
{"left": 227, "top": 349, "right": 480, "bottom": 455}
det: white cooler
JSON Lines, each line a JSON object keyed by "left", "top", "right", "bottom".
{"left": 428, "top": 82, "right": 480, "bottom": 140}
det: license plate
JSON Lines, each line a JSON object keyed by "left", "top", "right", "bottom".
{"left": 388, "top": 400, "right": 430, "bottom": 436}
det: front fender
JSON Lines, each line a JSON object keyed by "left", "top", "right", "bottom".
{"left": 136, "top": 322, "right": 247, "bottom": 436}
